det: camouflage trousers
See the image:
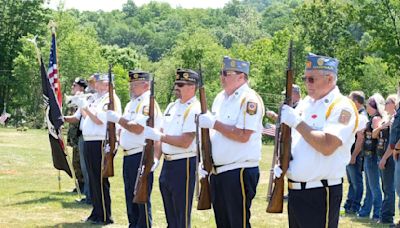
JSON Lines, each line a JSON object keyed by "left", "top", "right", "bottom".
{"left": 72, "top": 146, "right": 84, "bottom": 186}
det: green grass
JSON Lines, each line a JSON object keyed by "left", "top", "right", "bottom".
{"left": 0, "top": 128, "right": 395, "bottom": 227}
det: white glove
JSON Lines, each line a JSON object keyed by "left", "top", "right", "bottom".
{"left": 134, "top": 114, "right": 149, "bottom": 128}
{"left": 266, "top": 110, "right": 278, "bottom": 120}
{"left": 106, "top": 110, "right": 121, "bottom": 123}
{"left": 280, "top": 104, "right": 302, "bottom": 128}
{"left": 75, "top": 98, "right": 88, "bottom": 109}
{"left": 198, "top": 163, "right": 208, "bottom": 179}
{"left": 273, "top": 164, "right": 282, "bottom": 178}
{"left": 151, "top": 158, "right": 159, "bottom": 172}
{"left": 144, "top": 126, "right": 164, "bottom": 141}
{"left": 198, "top": 112, "right": 216, "bottom": 129}
{"left": 103, "top": 142, "right": 118, "bottom": 153}
{"left": 104, "top": 143, "right": 111, "bottom": 153}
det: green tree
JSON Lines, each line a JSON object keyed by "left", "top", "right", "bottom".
{"left": 12, "top": 11, "right": 108, "bottom": 127}
{"left": 154, "top": 29, "right": 227, "bottom": 108}
{"left": 0, "top": 0, "right": 50, "bottom": 116}
{"left": 100, "top": 45, "right": 140, "bottom": 71}
{"left": 122, "top": 0, "right": 138, "bottom": 18}
{"left": 356, "top": 56, "right": 397, "bottom": 97}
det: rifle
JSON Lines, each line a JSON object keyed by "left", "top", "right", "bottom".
{"left": 266, "top": 122, "right": 280, "bottom": 200}
{"left": 197, "top": 64, "right": 213, "bottom": 210}
{"left": 266, "top": 40, "right": 294, "bottom": 213}
{"left": 102, "top": 65, "right": 117, "bottom": 178}
{"left": 133, "top": 78, "right": 155, "bottom": 204}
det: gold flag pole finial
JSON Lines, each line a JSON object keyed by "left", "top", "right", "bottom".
{"left": 48, "top": 20, "right": 57, "bottom": 34}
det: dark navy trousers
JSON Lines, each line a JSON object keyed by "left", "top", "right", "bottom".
{"left": 288, "top": 184, "right": 342, "bottom": 228}
{"left": 84, "top": 140, "right": 112, "bottom": 223}
{"left": 210, "top": 167, "right": 259, "bottom": 228}
{"left": 159, "top": 157, "right": 196, "bottom": 228}
{"left": 123, "top": 152, "right": 153, "bottom": 228}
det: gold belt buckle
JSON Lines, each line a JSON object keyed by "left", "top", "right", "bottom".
{"left": 288, "top": 182, "right": 293, "bottom": 189}
{"left": 164, "top": 154, "right": 172, "bottom": 160}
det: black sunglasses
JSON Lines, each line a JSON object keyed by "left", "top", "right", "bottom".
{"left": 175, "top": 82, "right": 192, "bottom": 87}
{"left": 302, "top": 76, "right": 315, "bottom": 84}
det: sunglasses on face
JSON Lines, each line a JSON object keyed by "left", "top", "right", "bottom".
{"left": 175, "top": 82, "right": 192, "bottom": 87}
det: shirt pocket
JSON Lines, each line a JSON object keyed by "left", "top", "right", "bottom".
{"left": 220, "top": 108, "right": 240, "bottom": 125}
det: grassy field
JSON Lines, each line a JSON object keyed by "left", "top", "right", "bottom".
{"left": 0, "top": 127, "right": 396, "bottom": 227}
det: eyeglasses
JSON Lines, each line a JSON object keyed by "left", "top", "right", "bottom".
{"left": 302, "top": 76, "right": 315, "bottom": 84}
{"left": 220, "top": 70, "right": 238, "bottom": 77}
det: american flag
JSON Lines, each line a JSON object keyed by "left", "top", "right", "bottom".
{"left": 262, "top": 123, "right": 276, "bottom": 137}
{"left": 48, "top": 32, "right": 62, "bottom": 107}
{"left": 0, "top": 112, "right": 10, "bottom": 125}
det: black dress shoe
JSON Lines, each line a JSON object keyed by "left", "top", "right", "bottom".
{"left": 83, "top": 214, "right": 97, "bottom": 223}
{"left": 75, "top": 198, "right": 86, "bottom": 204}
{"left": 92, "top": 219, "right": 114, "bottom": 225}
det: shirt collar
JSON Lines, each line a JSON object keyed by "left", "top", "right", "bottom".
{"left": 308, "top": 86, "right": 340, "bottom": 106}
{"left": 178, "top": 96, "right": 197, "bottom": 106}
{"left": 224, "top": 83, "right": 249, "bottom": 99}
{"left": 133, "top": 90, "right": 150, "bottom": 102}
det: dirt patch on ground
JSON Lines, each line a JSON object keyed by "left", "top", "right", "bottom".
{"left": 0, "top": 170, "right": 17, "bottom": 175}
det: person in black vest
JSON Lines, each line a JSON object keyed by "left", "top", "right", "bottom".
{"left": 390, "top": 90, "right": 400, "bottom": 227}
{"left": 343, "top": 91, "right": 368, "bottom": 214}
{"left": 374, "top": 94, "right": 398, "bottom": 224}
{"left": 358, "top": 93, "right": 385, "bottom": 221}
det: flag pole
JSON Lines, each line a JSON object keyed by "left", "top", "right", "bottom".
{"left": 28, "top": 36, "right": 64, "bottom": 191}
{"left": 66, "top": 146, "right": 82, "bottom": 198}
{"left": 49, "top": 21, "right": 66, "bottom": 192}
{"left": 58, "top": 170, "right": 61, "bottom": 191}
{"left": 48, "top": 21, "right": 80, "bottom": 195}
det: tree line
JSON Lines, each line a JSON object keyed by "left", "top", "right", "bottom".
{"left": 0, "top": 0, "right": 399, "bottom": 128}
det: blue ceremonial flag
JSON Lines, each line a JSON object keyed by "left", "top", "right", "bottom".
{"left": 40, "top": 54, "right": 72, "bottom": 178}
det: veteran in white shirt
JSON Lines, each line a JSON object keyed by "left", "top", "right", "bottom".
{"left": 280, "top": 53, "right": 358, "bottom": 228}
{"left": 198, "top": 56, "right": 265, "bottom": 228}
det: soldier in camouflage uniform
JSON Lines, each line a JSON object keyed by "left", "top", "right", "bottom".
{"left": 66, "top": 78, "right": 87, "bottom": 192}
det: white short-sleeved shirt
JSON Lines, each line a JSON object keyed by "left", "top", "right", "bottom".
{"left": 82, "top": 92, "right": 122, "bottom": 141}
{"left": 161, "top": 96, "right": 200, "bottom": 155}
{"left": 357, "top": 109, "right": 368, "bottom": 132}
{"left": 210, "top": 83, "right": 265, "bottom": 173}
{"left": 72, "top": 109, "right": 83, "bottom": 130}
{"left": 287, "top": 86, "right": 358, "bottom": 182}
{"left": 119, "top": 90, "right": 162, "bottom": 150}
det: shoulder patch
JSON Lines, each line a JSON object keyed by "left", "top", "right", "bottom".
{"left": 142, "top": 105, "right": 149, "bottom": 116}
{"left": 338, "top": 109, "right": 352, "bottom": 125}
{"left": 246, "top": 101, "right": 258, "bottom": 115}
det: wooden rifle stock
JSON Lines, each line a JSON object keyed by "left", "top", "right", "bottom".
{"left": 197, "top": 66, "right": 213, "bottom": 210}
{"left": 267, "top": 122, "right": 281, "bottom": 199}
{"left": 102, "top": 65, "right": 117, "bottom": 178}
{"left": 133, "top": 78, "right": 155, "bottom": 204}
{"left": 266, "top": 41, "right": 294, "bottom": 213}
